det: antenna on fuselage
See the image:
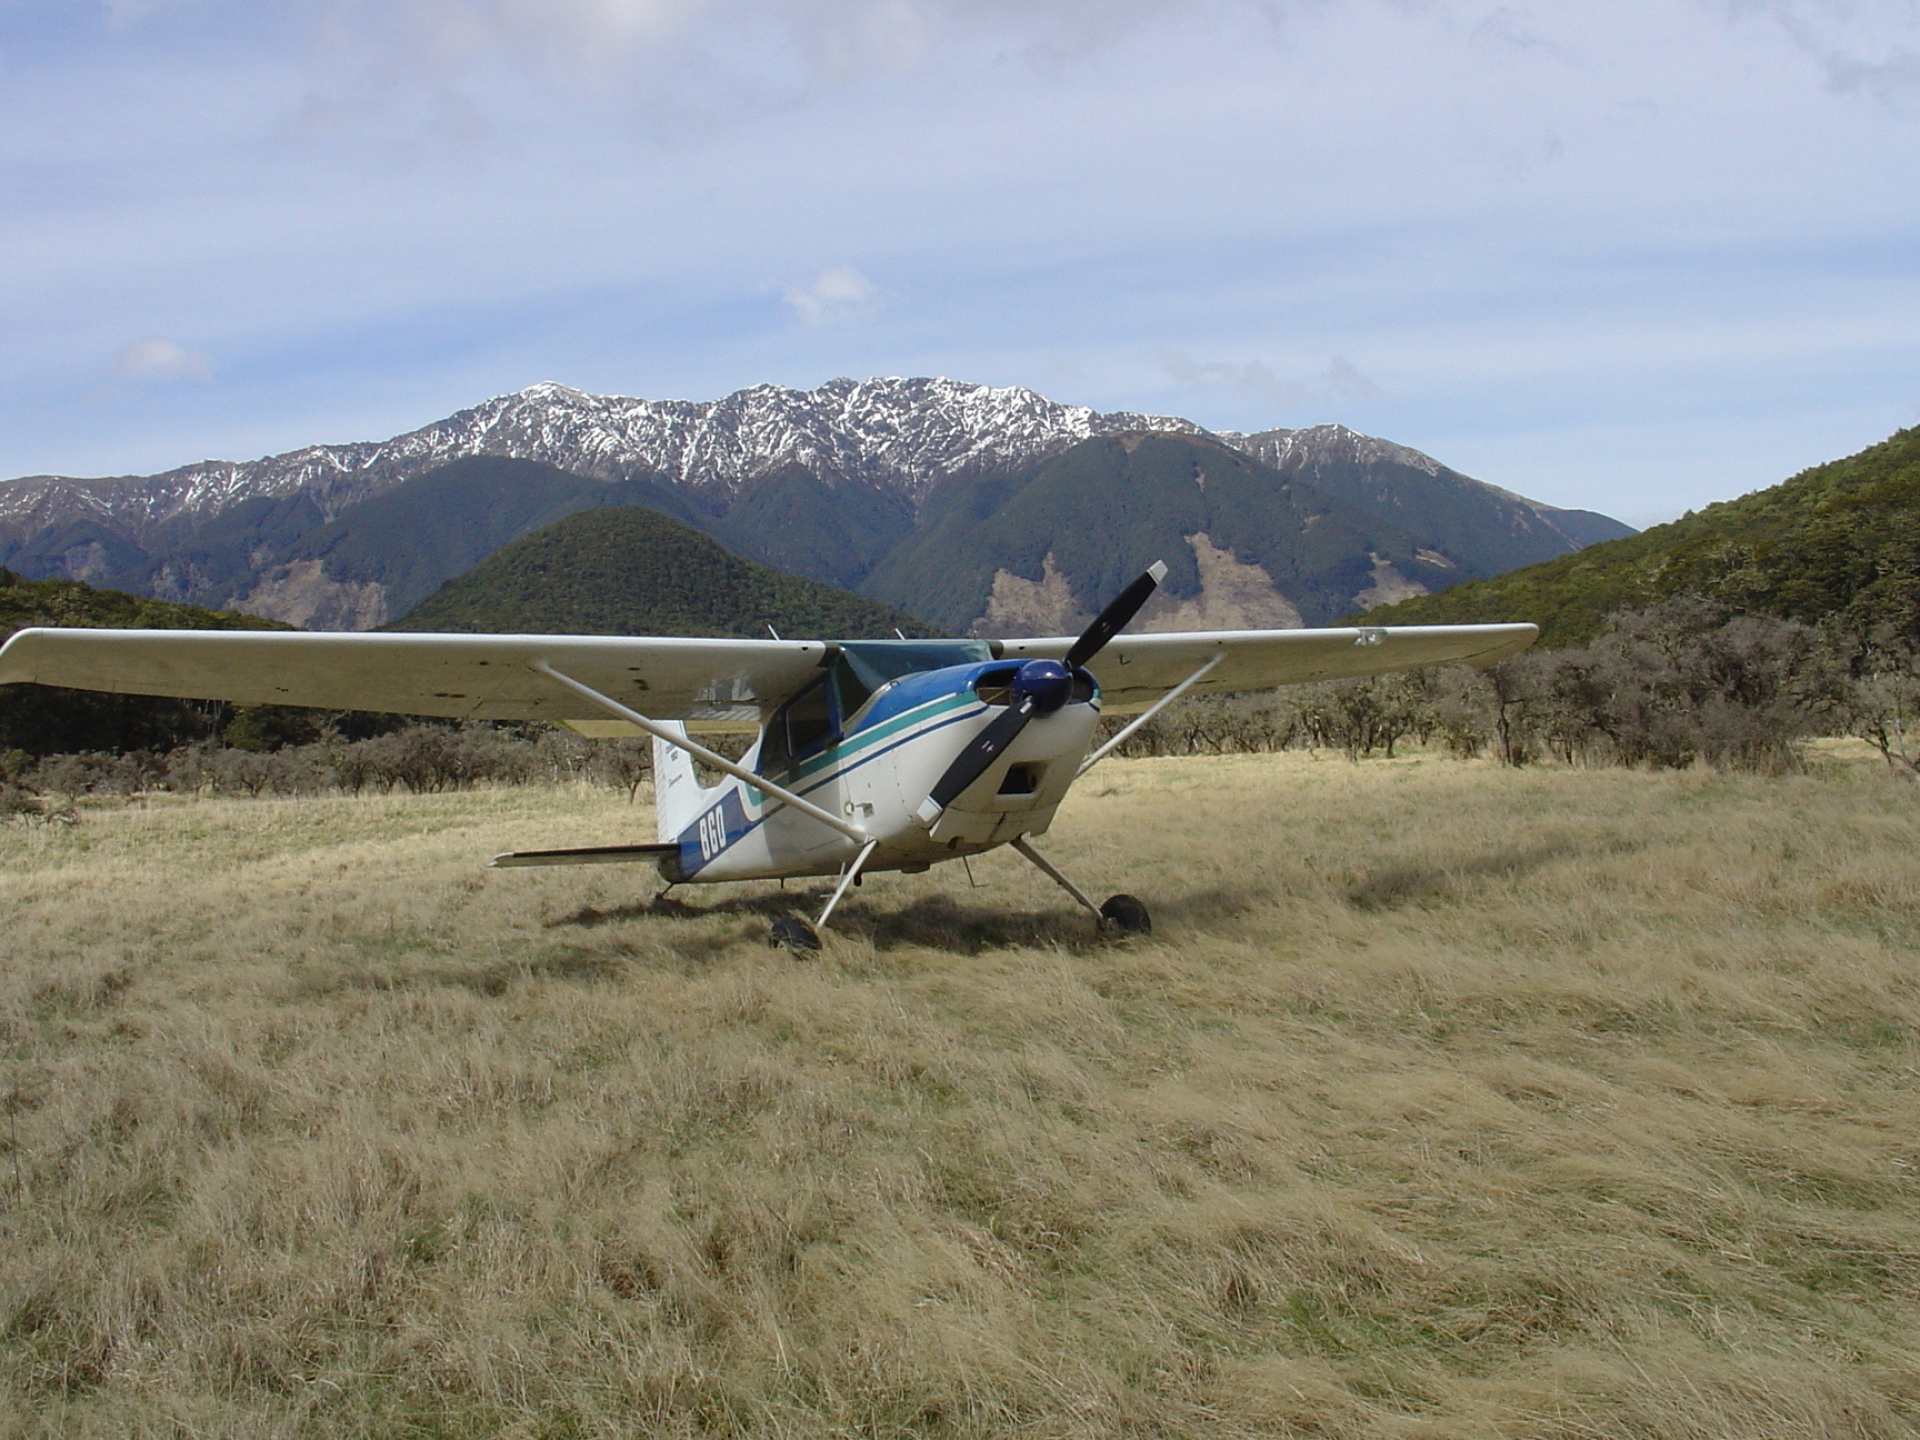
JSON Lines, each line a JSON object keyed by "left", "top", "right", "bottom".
{"left": 767, "top": 624, "right": 782, "bottom": 640}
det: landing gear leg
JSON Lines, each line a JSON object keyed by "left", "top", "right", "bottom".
{"left": 1010, "top": 837, "right": 1151, "bottom": 934}
{"left": 815, "top": 839, "right": 879, "bottom": 930}
{"left": 771, "top": 839, "right": 879, "bottom": 956}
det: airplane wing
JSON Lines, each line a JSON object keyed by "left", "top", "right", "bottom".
{"left": 998, "top": 622, "right": 1538, "bottom": 712}
{"left": 0, "top": 620, "right": 1536, "bottom": 731}
{"left": 0, "top": 628, "right": 832, "bottom": 733}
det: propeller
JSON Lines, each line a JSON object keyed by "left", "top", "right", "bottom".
{"left": 1064, "top": 560, "right": 1168, "bottom": 670}
{"left": 916, "top": 560, "right": 1167, "bottom": 826}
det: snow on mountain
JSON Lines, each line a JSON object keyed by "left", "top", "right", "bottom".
{"left": 1218, "top": 423, "right": 1448, "bottom": 478}
{"left": 0, "top": 377, "right": 1203, "bottom": 546}
{"left": 0, "top": 377, "right": 1634, "bottom": 633}
{"left": 1217, "top": 422, "right": 1632, "bottom": 554}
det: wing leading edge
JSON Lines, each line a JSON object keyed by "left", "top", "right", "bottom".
{"left": 0, "top": 621, "right": 1537, "bottom": 728}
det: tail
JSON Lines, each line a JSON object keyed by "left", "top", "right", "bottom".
{"left": 652, "top": 724, "right": 707, "bottom": 844}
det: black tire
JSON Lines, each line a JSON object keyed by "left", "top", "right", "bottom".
{"left": 1099, "top": 894, "right": 1151, "bottom": 935}
{"left": 769, "top": 915, "right": 822, "bottom": 955}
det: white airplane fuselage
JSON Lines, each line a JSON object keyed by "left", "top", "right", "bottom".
{"left": 657, "top": 658, "right": 1101, "bottom": 884}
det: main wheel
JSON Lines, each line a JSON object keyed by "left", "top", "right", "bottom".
{"left": 769, "top": 915, "right": 822, "bottom": 955}
{"left": 1099, "top": 894, "right": 1151, "bottom": 935}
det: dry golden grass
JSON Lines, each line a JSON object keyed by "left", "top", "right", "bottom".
{"left": 3, "top": 753, "right": 1920, "bottom": 1438}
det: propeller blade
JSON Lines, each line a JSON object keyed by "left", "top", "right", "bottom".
{"left": 917, "top": 695, "right": 1036, "bottom": 825}
{"left": 1063, "top": 559, "right": 1168, "bottom": 671}
{"left": 916, "top": 562, "right": 1163, "bottom": 829}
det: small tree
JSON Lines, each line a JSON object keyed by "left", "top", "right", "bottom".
{"left": 1429, "top": 659, "right": 1546, "bottom": 765}
{"left": 1292, "top": 674, "right": 1429, "bottom": 761}
{"left": 1844, "top": 627, "right": 1920, "bottom": 780}
{"left": 587, "top": 737, "right": 653, "bottom": 801}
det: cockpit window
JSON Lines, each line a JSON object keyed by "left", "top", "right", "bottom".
{"left": 758, "top": 674, "right": 837, "bottom": 778}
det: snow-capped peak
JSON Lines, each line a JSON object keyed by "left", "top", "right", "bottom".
{"left": 1, "top": 375, "right": 1224, "bottom": 542}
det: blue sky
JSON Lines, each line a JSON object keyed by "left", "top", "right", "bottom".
{"left": 2, "top": 1, "right": 1917, "bottom": 526}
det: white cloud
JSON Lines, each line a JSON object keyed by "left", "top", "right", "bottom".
{"left": 1808, "top": 40, "right": 1920, "bottom": 103}
{"left": 1159, "top": 351, "right": 1381, "bottom": 412}
{"left": 1323, "top": 355, "right": 1381, "bottom": 399}
{"left": 1160, "top": 352, "right": 1311, "bottom": 407}
{"left": 112, "top": 336, "right": 214, "bottom": 382}
{"left": 401, "top": 0, "right": 714, "bottom": 75}
{"left": 77, "top": 0, "right": 1920, "bottom": 109}
{"left": 96, "top": 0, "right": 1219, "bottom": 101}
{"left": 784, "top": 265, "right": 881, "bottom": 324}
{"left": 1730, "top": 0, "right": 1920, "bottom": 104}
{"left": 797, "top": 0, "right": 937, "bottom": 83}
{"left": 100, "top": 0, "right": 177, "bottom": 25}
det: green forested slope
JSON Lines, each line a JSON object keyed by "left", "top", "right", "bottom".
{"left": 107, "top": 456, "right": 708, "bottom": 619}
{"left": 709, "top": 465, "right": 917, "bottom": 593}
{"left": 1360, "top": 427, "right": 1920, "bottom": 645}
{"left": 274, "top": 456, "right": 707, "bottom": 618}
{"left": 864, "top": 433, "right": 1457, "bottom": 630}
{"left": 392, "top": 506, "right": 942, "bottom": 639}
{"left": 0, "top": 567, "right": 286, "bottom": 639}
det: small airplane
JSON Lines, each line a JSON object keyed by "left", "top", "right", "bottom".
{"left": 0, "top": 564, "right": 1534, "bottom": 948}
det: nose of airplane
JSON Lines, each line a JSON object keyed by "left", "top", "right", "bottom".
{"left": 1011, "top": 658, "right": 1073, "bottom": 715}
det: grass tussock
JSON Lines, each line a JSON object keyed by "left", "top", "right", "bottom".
{"left": 3, "top": 754, "right": 1920, "bottom": 1437}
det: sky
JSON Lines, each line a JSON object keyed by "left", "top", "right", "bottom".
{"left": 2, "top": 1, "right": 1918, "bottom": 527}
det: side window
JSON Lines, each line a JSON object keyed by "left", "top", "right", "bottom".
{"left": 759, "top": 676, "right": 837, "bottom": 778}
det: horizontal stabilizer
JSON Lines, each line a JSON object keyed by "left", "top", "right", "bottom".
{"left": 490, "top": 843, "right": 679, "bottom": 868}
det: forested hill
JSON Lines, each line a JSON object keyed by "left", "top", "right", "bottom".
{"left": 0, "top": 567, "right": 288, "bottom": 640}
{"left": 390, "top": 506, "right": 942, "bottom": 639}
{"left": 1359, "top": 426, "right": 1920, "bottom": 647}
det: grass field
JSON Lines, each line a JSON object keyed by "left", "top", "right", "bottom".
{"left": 3, "top": 751, "right": 1919, "bottom": 1438}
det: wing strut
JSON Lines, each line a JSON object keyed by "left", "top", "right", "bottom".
{"left": 528, "top": 659, "right": 868, "bottom": 844}
{"left": 1076, "top": 652, "right": 1224, "bottom": 777}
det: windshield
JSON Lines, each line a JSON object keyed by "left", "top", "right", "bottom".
{"left": 831, "top": 639, "right": 991, "bottom": 718}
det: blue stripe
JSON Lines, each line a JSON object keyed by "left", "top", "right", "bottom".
{"left": 676, "top": 789, "right": 752, "bottom": 878}
{"left": 796, "top": 702, "right": 985, "bottom": 801}
{"left": 676, "top": 702, "right": 990, "bottom": 871}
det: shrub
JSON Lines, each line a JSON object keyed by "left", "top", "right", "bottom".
{"left": 27, "top": 750, "right": 161, "bottom": 797}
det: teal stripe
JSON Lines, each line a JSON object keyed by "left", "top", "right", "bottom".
{"left": 811, "top": 693, "right": 974, "bottom": 774}
{"left": 746, "top": 692, "right": 978, "bottom": 808}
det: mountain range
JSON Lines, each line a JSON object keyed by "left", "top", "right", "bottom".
{"left": 0, "top": 377, "right": 1632, "bottom": 633}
